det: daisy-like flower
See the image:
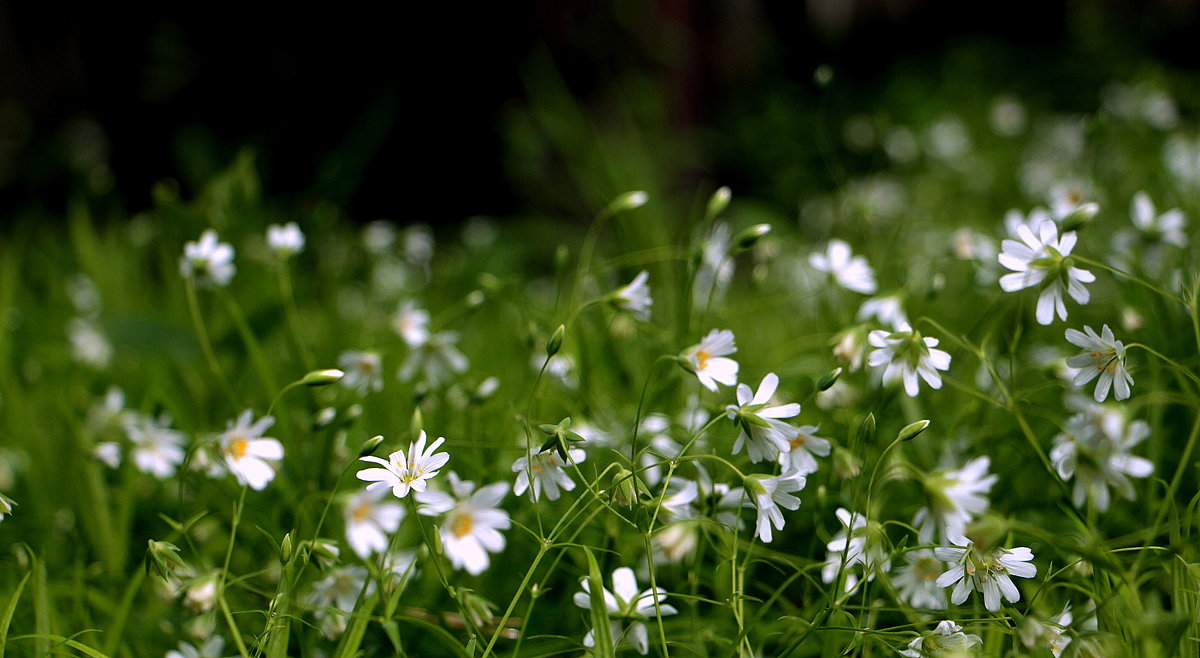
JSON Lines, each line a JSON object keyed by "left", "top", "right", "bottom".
{"left": 392, "top": 301, "right": 430, "bottom": 347}
{"left": 935, "top": 534, "right": 1036, "bottom": 611}
{"left": 418, "top": 473, "right": 511, "bottom": 575}
{"left": 681, "top": 329, "right": 739, "bottom": 392}
{"left": 357, "top": 430, "right": 450, "bottom": 499}
{"left": 726, "top": 373, "right": 802, "bottom": 463}
{"left": 1051, "top": 401, "right": 1153, "bottom": 512}
{"left": 338, "top": 350, "right": 384, "bottom": 394}
{"left": 1065, "top": 325, "right": 1133, "bottom": 402}
{"left": 998, "top": 219, "right": 1095, "bottom": 325}
{"left": 607, "top": 270, "right": 653, "bottom": 322}
{"left": 180, "top": 229, "right": 236, "bottom": 287}
{"left": 809, "top": 239, "right": 877, "bottom": 294}
{"left": 867, "top": 322, "right": 952, "bottom": 397}
{"left": 307, "top": 565, "right": 372, "bottom": 639}
{"left": 573, "top": 566, "right": 678, "bottom": 655}
{"left": 1019, "top": 604, "right": 1074, "bottom": 658}
{"left": 913, "top": 456, "right": 997, "bottom": 543}
{"left": 893, "top": 549, "right": 949, "bottom": 610}
{"left": 342, "top": 487, "right": 406, "bottom": 558}
{"left": 857, "top": 294, "right": 908, "bottom": 327}
{"left": 68, "top": 318, "right": 112, "bottom": 369}
{"left": 778, "top": 424, "right": 832, "bottom": 475}
{"left": 266, "top": 222, "right": 305, "bottom": 257}
{"left": 822, "top": 508, "right": 891, "bottom": 592}
{"left": 125, "top": 413, "right": 187, "bottom": 479}
{"left": 899, "top": 620, "right": 982, "bottom": 658}
{"left": 166, "top": 636, "right": 227, "bottom": 658}
{"left": 741, "top": 471, "right": 806, "bottom": 543}
{"left": 1131, "top": 191, "right": 1187, "bottom": 248}
{"left": 398, "top": 331, "right": 469, "bottom": 388}
{"left": 220, "top": 411, "right": 283, "bottom": 490}
{"left": 511, "top": 446, "right": 586, "bottom": 501}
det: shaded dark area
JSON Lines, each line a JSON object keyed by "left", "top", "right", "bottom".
{"left": 2, "top": 0, "right": 1200, "bottom": 223}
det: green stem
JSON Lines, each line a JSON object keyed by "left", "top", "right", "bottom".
{"left": 218, "top": 486, "right": 251, "bottom": 658}
{"left": 1071, "top": 255, "right": 1188, "bottom": 307}
{"left": 216, "top": 287, "right": 280, "bottom": 396}
{"left": 276, "top": 264, "right": 315, "bottom": 371}
{"left": 184, "top": 276, "right": 239, "bottom": 409}
{"left": 480, "top": 546, "right": 547, "bottom": 658}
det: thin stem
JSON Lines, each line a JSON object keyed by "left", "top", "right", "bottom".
{"left": 1125, "top": 343, "right": 1200, "bottom": 388}
{"left": 276, "top": 264, "right": 315, "bottom": 371}
{"left": 184, "top": 276, "right": 239, "bottom": 409}
{"left": 217, "top": 486, "right": 251, "bottom": 658}
{"left": 1072, "top": 255, "right": 1188, "bottom": 307}
{"left": 480, "top": 546, "right": 547, "bottom": 658}
{"left": 215, "top": 287, "right": 279, "bottom": 396}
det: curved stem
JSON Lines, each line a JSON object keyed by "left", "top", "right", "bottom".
{"left": 1071, "top": 255, "right": 1188, "bottom": 307}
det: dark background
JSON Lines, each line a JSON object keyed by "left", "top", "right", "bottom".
{"left": 2, "top": 0, "right": 1199, "bottom": 223}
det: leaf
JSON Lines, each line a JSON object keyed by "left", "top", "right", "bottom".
{"left": 583, "top": 547, "right": 615, "bottom": 658}
{"left": 0, "top": 571, "right": 30, "bottom": 658}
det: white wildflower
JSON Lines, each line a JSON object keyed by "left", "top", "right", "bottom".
{"left": 398, "top": 331, "right": 469, "bottom": 388}
{"left": 899, "top": 620, "right": 982, "bottom": 657}
{"left": 810, "top": 239, "right": 877, "bottom": 294}
{"left": 511, "top": 447, "right": 586, "bottom": 501}
{"left": 681, "top": 329, "right": 739, "bottom": 392}
{"left": 266, "top": 222, "right": 305, "bottom": 257}
{"left": 125, "top": 413, "right": 187, "bottom": 479}
{"left": 893, "top": 549, "right": 949, "bottom": 610}
{"left": 343, "top": 488, "right": 405, "bottom": 558}
{"left": 357, "top": 430, "right": 450, "bottom": 499}
{"left": 573, "top": 567, "right": 678, "bottom": 655}
{"left": 1051, "top": 402, "right": 1153, "bottom": 512}
{"left": 1065, "top": 325, "right": 1133, "bottom": 402}
{"left": 220, "top": 411, "right": 283, "bottom": 490}
{"left": 392, "top": 301, "right": 431, "bottom": 347}
{"left": 867, "top": 322, "right": 952, "bottom": 397}
{"left": 418, "top": 473, "right": 510, "bottom": 575}
{"left": 608, "top": 270, "right": 653, "bottom": 322}
{"left": 180, "top": 229, "right": 235, "bottom": 287}
{"left": 998, "top": 219, "right": 1095, "bottom": 325}
{"left": 742, "top": 471, "right": 806, "bottom": 543}
{"left": 1130, "top": 191, "right": 1187, "bottom": 248}
{"left": 935, "top": 535, "right": 1036, "bottom": 611}
{"left": 338, "top": 350, "right": 384, "bottom": 394}
{"left": 726, "top": 373, "right": 801, "bottom": 463}
{"left": 913, "top": 456, "right": 997, "bottom": 543}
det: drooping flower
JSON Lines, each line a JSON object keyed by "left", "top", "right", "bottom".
{"left": 1065, "top": 324, "right": 1133, "bottom": 402}
{"left": 778, "top": 424, "right": 832, "bottom": 475}
{"left": 867, "top": 323, "right": 952, "bottom": 397}
{"left": 125, "top": 413, "right": 187, "bottom": 479}
{"left": 220, "top": 411, "right": 283, "bottom": 490}
{"left": 998, "top": 219, "right": 1095, "bottom": 325}
{"left": 180, "top": 229, "right": 236, "bottom": 287}
{"left": 1050, "top": 400, "right": 1153, "bottom": 512}
{"left": 266, "top": 222, "right": 305, "bottom": 257}
{"left": 573, "top": 567, "right": 678, "bottom": 655}
{"left": 357, "top": 430, "right": 450, "bottom": 499}
{"left": 608, "top": 270, "right": 653, "bottom": 322}
{"left": 809, "top": 239, "right": 877, "bottom": 294}
{"left": 741, "top": 471, "right": 806, "bottom": 543}
{"left": 681, "top": 329, "right": 739, "bottom": 392}
{"left": 338, "top": 350, "right": 384, "bottom": 394}
{"left": 899, "top": 620, "right": 982, "bottom": 658}
{"left": 726, "top": 373, "right": 801, "bottom": 463}
{"left": 0, "top": 494, "right": 14, "bottom": 522}
{"left": 893, "top": 549, "right": 949, "bottom": 610}
{"left": 1048, "top": 182, "right": 1099, "bottom": 223}
{"left": 935, "top": 534, "right": 1036, "bottom": 611}
{"left": 417, "top": 473, "right": 510, "bottom": 575}
{"left": 1019, "top": 604, "right": 1075, "bottom": 658}
{"left": 343, "top": 487, "right": 406, "bottom": 558}
{"left": 913, "top": 456, "right": 997, "bottom": 543}
{"left": 511, "top": 446, "right": 586, "bottom": 501}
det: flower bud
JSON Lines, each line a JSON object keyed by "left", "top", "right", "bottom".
{"left": 465, "top": 290, "right": 486, "bottom": 308}
{"left": 547, "top": 324, "right": 565, "bottom": 357}
{"left": 358, "top": 435, "right": 385, "bottom": 457}
{"left": 1061, "top": 203, "right": 1099, "bottom": 232}
{"left": 816, "top": 367, "right": 843, "bottom": 391}
{"left": 706, "top": 186, "right": 732, "bottom": 219}
{"left": 857, "top": 412, "right": 876, "bottom": 444}
{"left": 611, "top": 467, "right": 643, "bottom": 507}
{"left": 733, "top": 224, "right": 771, "bottom": 252}
{"left": 897, "top": 419, "right": 931, "bottom": 442}
{"left": 611, "top": 191, "right": 649, "bottom": 212}
{"left": 409, "top": 408, "right": 424, "bottom": 439}
{"left": 301, "top": 369, "right": 345, "bottom": 387}
{"left": 280, "top": 532, "right": 293, "bottom": 562}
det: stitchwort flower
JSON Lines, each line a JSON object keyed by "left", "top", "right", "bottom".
{"left": 220, "top": 411, "right": 283, "bottom": 491}
{"left": 899, "top": 620, "right": 982, "bottom": 657}
{"left": 342, "top": 487, "right": 405, "bottom": 558}
{"left": 935, "top": 534, "right": 1036, "bottom": 611}
{"left": 1065, "top": 324, "right": 1133, "bottom": 402}
{"left": 726, "top": 372, "right": 802, "bottom": 463}
{"left": 809, "top": 238, "right": 877, "bottom": 294}
{"left": 511, "top": 446, "right": 586, "bottom": 501}
{"left": 867, "top": 322, "right": 952, "bottom": 397}
{"left": 180, "top": 229, "right": 236, "bottom": 287}
{"left": 680, "top": 329, "right": 739, "bottom": 391}
{"left": 573, "top": 566, "right": 678, "bottom": 655}
{"left": 998, "top": 219, "right": 1095, "bottom": 324}
{"left": 607, "top": 270, "right": 653, "bottom": 322}
{"left": 356, "top": 430, "right": 450, "bottom": 499}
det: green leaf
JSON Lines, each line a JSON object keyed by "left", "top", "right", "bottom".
{"left": 583, "top": 547, "right": 615, "bottom": 658}
{"left": 0, "top": 571, "right": 30, "bottom": 658}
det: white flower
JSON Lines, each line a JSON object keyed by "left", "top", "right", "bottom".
{"left": 867, "top": 323, "right": 951, "bottom": 397}
{"left": 266, "top": 222, "right": 305, "bottom": 257}
{"left": 913, "top": 456, "right": 997, "bottom": 543}
{"left": 1049, "top": 182, "right": 1099, "bottom": 222}
{"left": 68, "top": 318, "right": 112, "bottom": 368}
{"left": 343, "top": 488, "right": 406, "bottom": 558}
{"left": 809, "top": 239, "right": 877, "bottom": 294}
{"left": 357, "top": 430, "right": 450, "bottom": 499}
{"left": 94, "top": 442, "right": 122, "bottom": 469}
{"left": 1051, "top": 402, "right": 1153, "bottom": 511}
{"left": 681, "top": 329, "right": 739, "bottom": 391}
{"left": 392, "top": 301, "right": 431, "bottom": 347}
{"left": 166, "top": 635, "right": 226, "bottom": 658}
{"left": 125, "top": 413, "right": 187, "bottom": 479}
{"left": 742, "top": 471, "right": 806, "bottom": 543}
{"left": 307, "top": 565, "right": 372, "bottom": 638}
{"left": 180, "top": 229, "right": 236, "bottom": 287}
{"left": 935, "top": 535, "right": 1036, "bottom": 611}
{"left": 822, "top": 508, "right": 890, "bottom": 591}
{"left": 726, "top": 373, "right": 801, "bottom": 463}
{"left": 183, "top": 574, "right": 219, "bottom": 613}
{"left": 220, "top": 411, "right": 283, "bottom": 490}
{"left": 998, "top": 219, "right": 1095, "bottom": 325}
{"left": 418, "top": 473, "right": 511, "bottom": 575}
{"left": 857, "top": 294, "right": 908, "bottom": 326}
{"left": 0, "top": 494, "right": 14, "bottom": 522}
{"left": 778, "top": 424, "right": 832, "bottom": 475}
{"left": 1065, "top": 324, "right": 1133, "bottom": 402}
{"left": 511, "top": 447, "right": 586, "bottom": 501}
{"left": 1131, "top": 191, "right": 1187, "bottom": 248}
{"left": 398, "top": 331, "right": 469, "bottom": 388}
{"left": 1019, "top": 604, "right": 1074, "bottom": 658}
{"left": 832, "top": 326, "right": 871, "bottom": 371}
{"left": 899, "top": 620, "right": 982, "bottom": 657}
{"left": 609, "top": 270, "right": 653, "bottom": 322}
{"left": 87, "top": 386, "right": 134, "bottom": 433}
{"left": 573, "top": 567, "right": 678, "bottom": 655}
{"left": 693, "top": 221, "right": 735, "bottom": 307}
{"left": 338, "top": 350, "right": 384, "bottom": 394}
{"left": 893, "top": 549, "right": 949, "bottom": 610}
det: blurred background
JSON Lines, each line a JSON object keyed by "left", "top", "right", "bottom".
{"left": 2, "top": 0, "right": 1200, "bottom": 226}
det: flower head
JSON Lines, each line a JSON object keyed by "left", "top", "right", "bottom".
{"left": 608, "top": 270, "right": 653, "bottom": 322}
{"left": 338, "top": 350, "right": 384, "bottom": 394}
{"left": 810, "top": 239, "right": 877, "bottom": 294}
{"left": 935, "top": 535, "right": 1036, "bottom": 611}
{"left": 220, "top": 411, "right": 283, "bottom": 490}
{"left": 778, "top": 424, "right": 832, "bottom": 475}
{"left": 741, "top": 471, "right": 806, "bottom": 543}
{"left": 998, "top": 219, "right": 1095, "bottom": 324}
{"left": 392, "top": 301, "right": 430, "bottom": 347}
{"left": 357, "top": 430, "right": 450, "bottom": 499}
{"left": 343, "top": 487, "right": 406, "bottom": 558}
{"left": 893, "top": 549, "right": 949, "bottom": 610}
{"left": 573, "top": 567, "right": 678, "bottom": 655}
{"left": 867, "top": 323, "right": 951, "bottom": 397}
{"left": 1131, "top": 191, "right": 1187, "bottom": 248}
{"left": 398, "top": 331, "right": 469, "bottom": 388}
{"left": 1065, "top": 325, "right": 1133, "bottom": 402}
{"left": 511, "top": 446, "right": 586, "bottom": 501}
{"left": 180, "top": 229, "right": 236, "bottom": 287}
{"left": 418, "top": 473, "right": 511, "bottom": 575}
{"left": 726, "top": 373, "right": 802, "bottom": 463}
{"left": 681, "top": 329, "right": 739, "bottom": 391}
{"left": 857, "top": 294, "right": 908, "bottom": 327}
{"left": 267, "top": 222, "right": 305, "bottom": 257}
{"left": 913, "top": 456, "right": 997, "bottom": 543}
{"left": 1051, "top": 401, "right": 1153, "bottom": 511}
{"left": 125, "top": 413, "right": 187, "bottom": 479}
{"left": 899, "top": 620, "right": 982, "bottom": 658}
{"left": 822, "top": 508, "right": 891, "bottom": 592}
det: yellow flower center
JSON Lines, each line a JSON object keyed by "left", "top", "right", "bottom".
{"left": 450, "top": 512, "right": 474, "bottom": 539}
{"left": 351, "top": 501, "right": 372, "bottom": 523}
{"left": 229, "top": 437, "right": 249, "bottom": 460}
{"left": 789, "top": 436, "right": 807, "bottom": 449}
{"left": 360, "top": 358, "right": 375, "bottom": 374}
{"left": 695, "top": 350, "right": 711, "bottom": 370}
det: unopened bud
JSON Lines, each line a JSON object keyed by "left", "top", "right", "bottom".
{"left": 611, "top": 467, "right": 642, "bottom": 507}
{"left": 410, "top": 408, "right": 424, "bottom": 438}
{"left": 706, "top": 186, "right": 732, "bottom": 219}
{"left": 816, "top": 367, "right": 843, "bottom": 392}
{"left": 733, "top": 224, "right": 771, "bottom": 251}
{"left": 858, "top": 413, "right": 876, "bottom": 444}
{"left": 280, "top": 532, "right": 293, "bottom": 562}
{"left": 465, "top": 290, "right": 486, "bottom": 308}
{"left": 301, "top": 369, "right": 345, "bottom": 387}
{"left": 897, "top": 419, "right": 931, "bottom": 442}
{"left": 547, "top": 325, "right": 565, "bottom": 357}
{"left": 612, "top": 191, "right": 649, "bottom": 211}
{"left": 358, "top": 435, "right": 385, "bottom": 457}
{"left": 1061, "top": 203, "right": 1099, "bottom": 232}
